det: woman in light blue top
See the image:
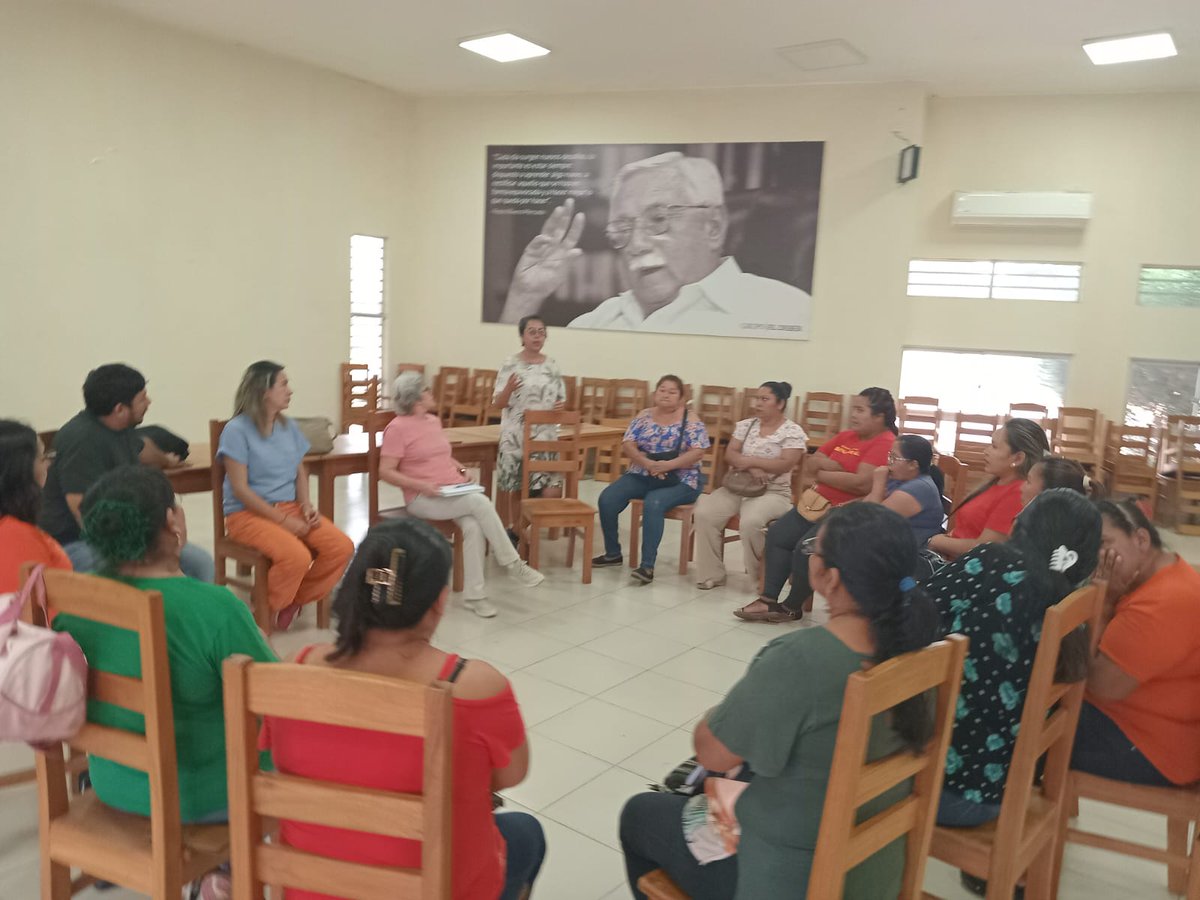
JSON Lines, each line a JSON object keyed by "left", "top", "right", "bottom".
{"left": 863, "top": 434, "right": 945, "bottom": 546}
{"left": 218, "top": 361, "right": 354, "bottom": 630}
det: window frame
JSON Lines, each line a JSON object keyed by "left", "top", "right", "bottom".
{"left": 906, "top": 258, "right": 1083, "bottom": 303}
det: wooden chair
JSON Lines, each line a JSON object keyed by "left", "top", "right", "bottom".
{"left": 953, "top": 413, "right": 1000, "bottom": 483}
{"left": 449, "top": 368, "right": 497, "bottom": 427}
{"left": 627, "top": 440, "right": 723, "bottom": 575}
{"left": 38, "top": 429, "right": 59, "bottom": 451}
{"left": 365, "top": 411, "right": 464, "bottom": 593}
{"left": 1158, "top": 417, "right": 1200, "bottom": 533}
{"left": 339, "top": 362, "right": 379, "bottom": 434}
{"left": 210, "top": 419, "right": 273, "bottom": 634}
{"left": 578, "top": 377, "right": 614, "bottom": 424}
{"left": 639, "top": 635, "right": 968, "bottom": 900}
{"left": 28, "top": 567, "right": 230, "bottom": 899}
{"left": 223, "top": 656, "right": 453, "bottom": 900}
{"left": 394, "top": 362, "right": 425, "bottom": 377}
{"left": 610, "top": 379, "right": 649, "bottom": 420}
{"left": 797, "top": 392, "right": 845, "bottom": 448}
{"left": 900, "top": 396, "right": 941, "bottom": 444}
{"left": 1102, "top": 424, "right": 1159, "bottom": 516}
{"left": 516, "top": 410, "right": 596, "bottom": 583}
{"left": 737, "top": 387, "right": 761, "bottom": 421}
{"left": 1053, "top": 407, "right": 1105, "bottom": 469}
{"left": 432, "top": 366, "right": 469, "bottom": 427}
{"left": 1009, "top": 402, "right": 1049, "bottom": 426}
{"left": 924, "top": 584, "right": 1103, "bottom": 900}
{"left": 937, "top": 453, "right": 969, "bottom": 518}
{"left": 697, "top": 385, "right": 738, "bottom": 442}
{"left": 1057, "top": 775, "right": 1200, "bottom": 898}
{"left": 594, "top": 416, "right": 631, "bottom": 483}
{"left": 560, "top": 374, "right": 579, "bottom": 413}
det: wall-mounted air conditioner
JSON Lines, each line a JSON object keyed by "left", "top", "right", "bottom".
{"left": 950, "top": 191, "right": 1094, "bottom": 228}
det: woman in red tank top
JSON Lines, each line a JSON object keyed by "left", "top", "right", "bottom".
{"left": 263, "top": 518, "right": 545, "bottom": 900}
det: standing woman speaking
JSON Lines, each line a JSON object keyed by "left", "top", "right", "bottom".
{"left": 492, "top": 315, "right": 566, "bottom": 544}
{"left": 219, "top": 361, "right": 355, "bottom": 631}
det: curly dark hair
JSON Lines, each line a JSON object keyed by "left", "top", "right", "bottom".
{"left": 80, "top": 465, "right": 176, "bottom": 568}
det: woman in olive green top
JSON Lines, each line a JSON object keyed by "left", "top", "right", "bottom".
{"left": 53, "top": 465, "right": 277, "bottom": 822}
{"left": 619, "top": 504, "right": 941, "bottom": 899}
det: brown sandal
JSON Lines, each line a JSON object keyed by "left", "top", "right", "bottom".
{"left": 733, "top": 600, "right": 799, "bottom": 623}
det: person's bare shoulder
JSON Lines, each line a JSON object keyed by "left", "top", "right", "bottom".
{"left": 285, "top": 643, "right": 336, "bottom": 665}
{"left": 449, "top": 658, "right": 512, "bottom": 701}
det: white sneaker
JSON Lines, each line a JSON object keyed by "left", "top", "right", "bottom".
{"left": 506, "top": 559, "right": 545, "bottom": 587}
{"left": 464, "top": 596, "right": 498, "bottom": 618}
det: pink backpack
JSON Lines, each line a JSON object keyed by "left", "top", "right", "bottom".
{"left": 0, "top": 565, "right": 88, "bottom": 744}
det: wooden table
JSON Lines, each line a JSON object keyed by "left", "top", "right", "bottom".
{"left": 169, "top": 423, "right": 624, "bottom": 520}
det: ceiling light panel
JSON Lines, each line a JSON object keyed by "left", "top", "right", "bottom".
{"left": 1083, "top": 31, "right": 1177, "bottom": 66}
{"left": 459, "top": 33, "right": 550, "bottom": 63}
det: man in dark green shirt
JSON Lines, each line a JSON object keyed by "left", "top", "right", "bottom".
{"left": 38, "top": 364, "right": 214, "bottom": 580}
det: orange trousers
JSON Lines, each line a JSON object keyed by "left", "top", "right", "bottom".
{"left": 225, "top": 501, "right": 354, "bottom": 612}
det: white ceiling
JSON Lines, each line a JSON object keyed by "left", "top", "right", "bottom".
{"left": 83, "top": 0, "right": 1200, "bottom": 96}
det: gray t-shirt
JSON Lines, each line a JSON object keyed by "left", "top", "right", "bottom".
{"left": 887, "top": 473, "right": 944, "bottom": 545}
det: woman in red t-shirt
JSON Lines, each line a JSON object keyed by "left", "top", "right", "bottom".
{"left": 927, "top": 418, "right": 1048, "bottom": 562}
{"left": 0, "top": 420, "right": 72, "bottom": 592}
{"left": 263, "top": 518, "right": 543, "bottom": 900}
{"left": 734, "top": 388, "right": 897, "bottom": 623}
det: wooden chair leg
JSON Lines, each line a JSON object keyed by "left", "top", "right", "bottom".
{"left": 252, "top": 563, "right": 273, "bottom": 635}
{"left": 583, "top": 521, "right": 594, "bottom": 584}
{"left": 1167, "top": 817, "right": 1189, "bottom": 894}
{"left": 629, "top": 505, "right": 641, "bottom": 569}
{"left": 1024, "top": 838, "right": 1057, "bottom": 900}
{"left": 316, "top": 595, "right": 331, "bottom": 629}
{"left": 678, "top": 513, "right": 693, "bottom": 575}
{"left": 451, "top": 531, "right": 465, "bottom": 592}
{"left": 42, "top": 859, "right": 72, "bottom": 900}
{"left": 566, "top": 526, "right": 577, "bottom": 568}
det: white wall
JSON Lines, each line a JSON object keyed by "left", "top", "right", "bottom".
{"left": 0, "top": 1, "right": 412, "bottom": 438}
{"left": 400, "top": 84, "right": 927, "bottom": 395}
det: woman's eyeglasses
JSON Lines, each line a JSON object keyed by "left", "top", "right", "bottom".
{"left": 886, "top": 452, "right": 911, "bottom": 464}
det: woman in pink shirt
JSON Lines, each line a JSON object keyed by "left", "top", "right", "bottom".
{"left": 380, "top": 372, "right": 544, "bottom": 618}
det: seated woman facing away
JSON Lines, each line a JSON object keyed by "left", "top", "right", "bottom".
{"left": 923, "top": 489, "right": 1100, "bottom": 829}
{"left": 0, "top": 419, "right": 71, "bottom": 591}
{"left": 620, "top": 504, "right": 940, "bottom": 900}
{"left": 218, "top": 360, "right": 354, "bottom": 631}
{"left": 380, "top": 371, "right": 544, "bottom": 619}
{"left": 692, "top": 381, "right": 806, "bottom": 590}
{"left": 1020, "top": 456, "right": 1087, "bottom": 506}
{"left": 593, "top": 375, "right": 711, "bottom": 584}
{"left": 263, "top": 518, "right": 544, "bottom": 900}
{"left": 926, "top": 418, "right": 1048, "bottom": 562}
{"left": 1076, "top": 499, "right": 1200, "bottom": 788}
{"left": 734, "top": 387, "right": 897, "bottom": 623}
{"left": 863, "top": 434, "right": 946, "bottom": 546}
{"left": 52, "top": 465, "right": 278, "bottom": 899}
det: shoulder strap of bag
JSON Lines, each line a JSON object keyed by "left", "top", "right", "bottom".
{"left": 674, "top": 407, "right": 689, "bottom": 453}
{"left": 2, "top": 563, "right": 48, "bottom": 629}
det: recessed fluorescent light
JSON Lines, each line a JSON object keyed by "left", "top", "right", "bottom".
{"left": 1083, "top": 31, "right": 1176, "bottom": 66}
{"left": 459, "top": 33, "right": 550, "bottom": 63}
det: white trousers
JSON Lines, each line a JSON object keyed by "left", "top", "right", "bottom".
{"left": 692, "top": 484, "right": 792, "bottom": 582}
{"left": 405, "top": 492, "right": 520, "bottom": 598}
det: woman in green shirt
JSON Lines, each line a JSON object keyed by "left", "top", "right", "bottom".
{"left": 619, "top": 504, "right": 941, "bottom": 899}
{"left": 53, "top": 466, "right": 278, "bottom": 896}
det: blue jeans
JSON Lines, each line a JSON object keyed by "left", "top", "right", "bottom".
{"left": 1071, "top": 701, "right": 1173, "bottom": 786}
{"left": 64, "top": 539, "right": 215, "bottom": 583}
{"left": 495, "top": 810, "right": 545, "bottom": 900}
{"left": 936, "top": 789, "right": 1002, "bottom": 827}
{"left": 599, "top": 473, "right": 702, "bottom": 569}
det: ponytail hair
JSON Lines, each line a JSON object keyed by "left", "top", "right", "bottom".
{"left": 857, "top": 387, "right": 898, "bottom": 435}
{"left": 820, "top": 504, "right": 941, "bottom": 751}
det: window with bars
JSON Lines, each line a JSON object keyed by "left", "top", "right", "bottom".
{"left": 1137, "top": 266, "right": 1200, "bottom": 308}
{"left": 350, "top": 235, "right": 385, "bottom": 378}
{"left": 1126, "top": 359, "right": 1200, "bottom": 426}
{"left": 907, "top": 259, "right": 1081, "bottom": 302}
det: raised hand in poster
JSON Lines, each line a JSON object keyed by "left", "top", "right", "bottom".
{"left": 500, "top": 198, "right": 586, "bottom": 324}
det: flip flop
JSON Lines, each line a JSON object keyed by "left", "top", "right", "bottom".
{"left": 733, "top": 600, "right": 799, "bottom": 623}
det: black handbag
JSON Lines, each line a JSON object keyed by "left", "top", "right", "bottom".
{"left": 643, "top": 409, "right": 689, "bottom": 487}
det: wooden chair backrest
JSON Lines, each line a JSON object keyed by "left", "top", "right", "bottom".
{"left": 521, "top": 410, "right": 583, "bottom": 500}
{"left": 610, "top": 379, "right": 649, "bottom": 420}
{"left": 395, "top": 363, "right": 425, "bottom": 378}
{"left": 937, "top": 453, "right": 969, "bottom": 515}
{"left": 899, "top": 396, "right": 941, "bottom": 443}
{"left": 982, "top": 584, "right": 1102, "bottom": 874}
{"left": 340, "top": 363, "right": 380, "bottom": 432}
{"left": 449, "top": 369, "right": 497, "bottom": 425}
{"left": 1172, "top": 418, "right": 1200, "bottom": 476}
{"left": 578, "top": 378, "right": 613, "bottom": 423}
{"left": 26, "top": 566, "right": 184, "bottom": 891}
{"left": 596, "top": 416, "right": 632, "bottom": 478}
{"left": 738, "top": 388, "right": 761, "bottom": 421}
{"left": 560, "top": 375, "right": 579, "bottom": 412}
{"left": 433, "top": 367, "right": 469, "bottom": 424}
{"left": 797, "top": 392, "right": 845, "bottom": 446}
{"left": 697, "top": 385, "right": 737, "bottom": 438}
{"left": 807, "top": 636, "right": 968, "bottom": 900}
{"left": 1157, "top": 415, "right": 1200, "bottom": 475}
{"left": 1104, "top": 424, "right": 1156, "bottom": 474}
{"left": 1053, "top": 407, "right": 1103, "bottom": 462}
{"left": 953, "top": 413, "right": 999, "bottom": 470}
{"left": 223, "top": 657, "right": 453, "bottom": 900}
{"left": 209, "top": 419, "right": 236, "bottom": 545}
{"left": 1009, "top": 402, "right": 1049, "bottom": 424}
{"left": 698, "top": 435, "right": 723, "bottom": 495}
{"left": 366, "top": 409, "right": 397, "bottom": 525}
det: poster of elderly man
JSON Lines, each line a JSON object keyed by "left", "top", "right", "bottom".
{"left": 482, "top": 142, "right": 824, "bottom": 340}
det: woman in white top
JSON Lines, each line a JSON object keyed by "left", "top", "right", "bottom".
{"left": 692, "top": 382, "right": 807, "bottom": 589}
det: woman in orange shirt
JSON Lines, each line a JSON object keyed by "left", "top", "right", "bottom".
{"left": 927, "top": 418, "right": 1048, "bottom": 562}
{"left": 1078, "top": 499, "right": 1200, "bottom": 787}
{"left": 0, "top": 420, "right": 71, "bottom": 592}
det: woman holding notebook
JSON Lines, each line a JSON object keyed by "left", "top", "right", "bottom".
{"left": 380, "top": 371, "right": 544, "bottom": 618}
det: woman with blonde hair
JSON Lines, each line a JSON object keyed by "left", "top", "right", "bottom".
{"left": 218, "top": 361, "right": 354, "bottom": 630}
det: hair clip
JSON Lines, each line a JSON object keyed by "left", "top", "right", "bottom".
{"left": 365, "top": 548, "right": 406, "bottom": 606}
{"left": 898, "top": 576, "right": 916, "bottom": 593}
{"left": 1049, "top": 545, "right": 1079, "bottom": 573}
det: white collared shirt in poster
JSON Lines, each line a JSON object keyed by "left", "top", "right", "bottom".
{"left": 565, "top": 257, "right": 811, "bottom": 340}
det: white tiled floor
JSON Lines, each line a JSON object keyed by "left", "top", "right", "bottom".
{"left": 2, "top": 476, "right": 1197, "bottom": 899}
